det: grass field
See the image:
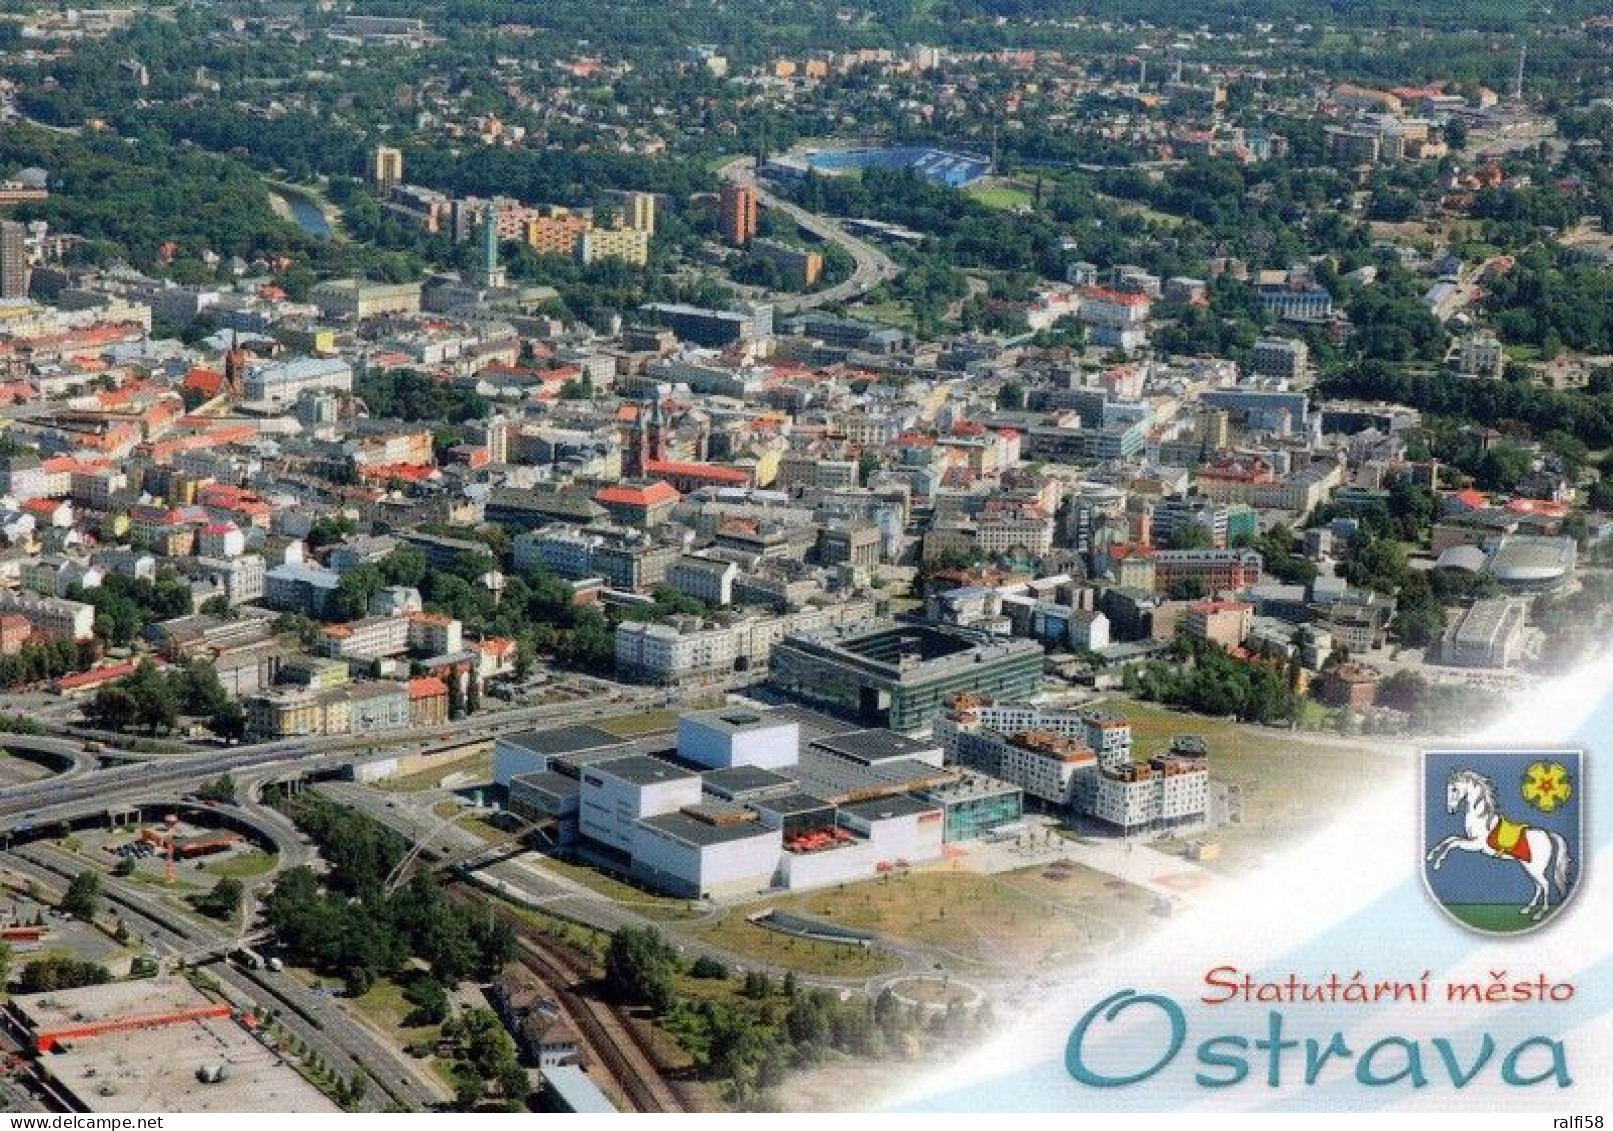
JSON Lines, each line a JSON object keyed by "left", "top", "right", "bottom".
{"left": 0, "top": 752, "right": 50, "bottom": 788}
{"left": 854, "top": 299, "right": 924, "bottom": 333}
{"left": 430, "top": 802, "right": 514, "bottom": 845}
{"left": 1099, "top": 699, "right": 1404, "bottom": 870}
{"left": 965, "top": 178, "right": 1035, "bottom": 211}
{"left": 201, "top": 850, "right": 277, "bottom": 880}
{"left": 126, "top": 867, "right": 207, "bottom": 893}
{"left": 691, "top": 912, "right": 899, "bottom": 978}
{"left": 717, "top": 864, "right": 1155, "bottom": 975}
{"left": 348, "top": 973, "right": 442, "bottom": 1054}
{"left": 531, "top": 854, "right": 704, "bottom": 921}
{"left": 1094, "top": 192, "right": 1185, "bottom": 229}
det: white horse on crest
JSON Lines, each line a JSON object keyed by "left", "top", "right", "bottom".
{"left": 1426, "top": 768, "right": 1573, "bottom": 921}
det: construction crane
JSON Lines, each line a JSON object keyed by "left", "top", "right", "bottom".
{"left": 163, "top": 814, "right": 179, "bottom": 885}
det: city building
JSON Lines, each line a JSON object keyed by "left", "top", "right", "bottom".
{"left": 768, "top": 623, "right": 1043, "bottom": 733}
{"left": 1319, "top": 662, "right": 1382, "bottom": 708}
{"left": 243, "top": 357, "right": 353, "bottom": 405}
{"left": 752, "top": 238, "right": 823, "bottom": 287}
{"left": 309, "top": 278, "right": 423, "bottom": 320}
{"left": 1151, "top": 548, "right": 1263, "bottom": 595}
{"left": 1182, "top": 600, "right": 1254, "bottom": 649}
{"left": 3, "top": 980, "right": 335, "bottom": 1113}
{"left": 719, "top": 182, "right": 759, "bottom": 246}
{"left": 1439, "top": 597, "right": 1527, "bottom": 668}
{"left": 372, "top": 146, "right": 403, "bottom": 191}
{"left": 0, "top": 590, "right": 94, "bottom": 641}
{"left": 0, "top": 220, "right": 29, "bottom": 299}
{"left": 1249, "top": 336, "right": 1309, "bottom": 382}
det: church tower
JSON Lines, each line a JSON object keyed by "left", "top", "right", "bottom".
{"left": 645, "top": 393, "right": 666, "bottom": 465}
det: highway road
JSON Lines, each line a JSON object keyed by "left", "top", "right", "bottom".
{"left": 0, "top": 685, "right": 715, "bottom": 1108}
{"left": 0, "top": 843, "right": 444, "bottom": 1112}
{"left": 0, "top": 735, "right": 99, "bottom": 778}
{"left": 717, "top": 156, "right": 901, "bottom": 314}
{"left": 0, "top": 689, "right": 667, "bottom": 825}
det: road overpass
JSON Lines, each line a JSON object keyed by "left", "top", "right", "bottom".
{"left": 717, "top": 156, "right": 901, "bottom": 314}
{"left": 0, "top": 689, "right": 668, "bottom": 826}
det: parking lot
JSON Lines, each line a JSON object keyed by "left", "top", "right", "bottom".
{"left": 69, "top": 817, "right": 275, "bottom": 892}
{"left": 0, "top": 880, "right": 134, "bottom": 973}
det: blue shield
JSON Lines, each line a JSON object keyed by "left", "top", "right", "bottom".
{"left": 1422, "top": 748, "right": 1583, "bottom": 935}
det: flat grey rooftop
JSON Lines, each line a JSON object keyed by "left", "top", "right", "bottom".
{"left": 639, "top": 811, "right": 778, "bottom": 847}
{"left": 590, "top": 754, "right": 699, "bottom": 787}
{"left": 500, "top": 723, "right": 624, "bottom": 757}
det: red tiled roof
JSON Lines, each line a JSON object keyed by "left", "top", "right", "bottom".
{"left": 1082, "top": 286, "right": 1151, "bottom": 306}
{"left": 595, "top": 481, "right": 680, "bottom": 508}
{"left": 182, "top": 368, "right": 225, "bottom": 396}
{"left": 409, "top": 676, "right": 447, "bottom": 699}
{"left": 57, "top": 661, "right": 142, "bottom": 691}
{"left": 643, "top": 459, "right": 750, "bottom": 485}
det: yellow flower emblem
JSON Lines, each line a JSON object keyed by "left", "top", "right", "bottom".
{"left": 1521, "top": 761, "right": 1572, "bottom": 813}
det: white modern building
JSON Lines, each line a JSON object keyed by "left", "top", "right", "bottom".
{"left": 578, "top": 755, "right": 703, "bottom": 855}
{"left": 676, "top": 709, "right": 799, "bottom": 771}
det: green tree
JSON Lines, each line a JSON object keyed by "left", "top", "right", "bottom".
{"left": 198, "top": 773, "right": 237, "bottom": 804}
{"left": 19, "top": 955, "right": 110, "bottom": 993}
{"left": 61, "top": 870, "right": 101, "bottom": 920}
{"left": 603, "top": 926, "right": 678, "bottom": 1014}
{"left": 210, "top": 702, "right": 248, "bottom": 744}
{"left": 451, "top": 1063, "right": 485, "bottom": 1110}
{"left": 1167, "top": 523, "right": 1216, "bottom": 550}
{"left": 403, "top": 976, "right": 451, "bottom": 1025}
{"left": 191, "top": 877, "right": 244, "bottom": 922}
{"left": 689, "top": 954, "right": 728, "bottom": 979}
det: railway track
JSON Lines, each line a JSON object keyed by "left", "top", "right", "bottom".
{"left": 451, "top": 889, "right": 686, "bottom": 1113}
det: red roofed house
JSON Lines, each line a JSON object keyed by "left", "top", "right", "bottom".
{"left": 22, "top": 498, "right": 73, "bottom": 528}
{"left": 0, "top": 614, "right": 31, "bottom": 656}
{"left": 38, "top": 456, "right": 80, "bottom": 497}
{"left": 594, "top": 480, "right": 680, "bottom": 528}
{"left": 182, "top": 367, "right": 225, "bottom": 400}
{"left": 477, "top": 637, "right": 517, "bottom": 680}
{"left": 1106, "top": 543, "right": 1158, "bottom": 591}
{"left": 409, "top": 676, "right": 449, "bottom": 727}
{"left": 641, "top": 459, "right": 753, "bottom": 493}
{"left": 1183, "top": 600, "right": 1255, "bottom": 650}
{"left": 54, "top": 660, "right": 143, "bottom": 697}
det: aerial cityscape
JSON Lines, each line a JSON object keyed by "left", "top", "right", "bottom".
{"left": 0, "top": 0, "right": 1609, "bottom": 1115}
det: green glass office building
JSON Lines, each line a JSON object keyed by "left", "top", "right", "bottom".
{"left": 768, "top": 622, "right": 1043, "bottom": 734}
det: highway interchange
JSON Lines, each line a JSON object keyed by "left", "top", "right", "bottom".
{"left": 1, "top": 678, "right": 989, "bottom": 1111}
{"left": 717, "top": 156, "right": 901, "bottom": 313}
{"left": 0, "top": 689, "right": 671, "bottom": 1111}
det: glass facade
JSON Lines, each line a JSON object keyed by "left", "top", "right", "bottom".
{"left": 930, "top": 786, "right": 1024, "bottom": 843}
